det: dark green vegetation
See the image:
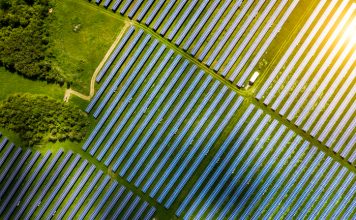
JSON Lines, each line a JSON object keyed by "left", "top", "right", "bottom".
{"left": 0, "top": 93, "right": 89, "bottom": 146}
{"left": 0, "top": 0, "right": 63, "bottom": 83}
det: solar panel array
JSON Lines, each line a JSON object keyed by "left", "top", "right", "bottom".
{"left": 0, "top": 134, "right": 156, "bottom": 219}
{"left": 83, "top": 21, "right": 356, "bottom": 218}
{"left": 256, "top": 1, "right": 356, "bottom": 164}
{"left": 83, "top": 27, "right": 248, "bottom": 211}
{"left": 0, "top": 0, "right": 355, "bottom": 219}
{"left": 176, "top": 104, "right": 356, "bottom": 219}
{"left": 94, "top": 0, "right": 300, "bottom": 87}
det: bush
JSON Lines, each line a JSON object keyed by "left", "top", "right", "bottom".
{"left": 0, "top": 93, "right": 89, "bottom": 146}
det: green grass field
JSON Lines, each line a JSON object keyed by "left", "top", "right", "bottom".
{"left": 49, "top": 0, "right": 125, "bottom": 94}
{"left": 0, "top": 68, "right": 65, "bottom": 101}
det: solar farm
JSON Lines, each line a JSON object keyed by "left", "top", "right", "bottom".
{"left": 0, "top": 0, "right": 355, "bottom": 219}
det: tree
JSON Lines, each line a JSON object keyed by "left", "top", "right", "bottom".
{"left": 0, "top": 0, "right": 63, "bottom": 84}
{"left": 0, "top": 0, "right": 11, "bottom": 10}
{"left": 0, "top": 93, "right": 89, "bottom": 147}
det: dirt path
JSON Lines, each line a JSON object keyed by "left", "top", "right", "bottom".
{"left": 64, "top": 22, "right": 130, "bottom": 102}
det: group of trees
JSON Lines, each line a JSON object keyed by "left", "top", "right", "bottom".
{"left": 0, "top": 93, "right": 89, "bottom": 146}
{"left": 0, "top": 0, "right": 64, "bottom": 84}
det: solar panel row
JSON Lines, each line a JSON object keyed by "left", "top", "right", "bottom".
{"left": 0, "top": 137, "right": 156, "bottom": 219}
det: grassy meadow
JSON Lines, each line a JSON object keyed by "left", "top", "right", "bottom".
{"left": 49, "top": 0, "right": 125, "bottom": 94}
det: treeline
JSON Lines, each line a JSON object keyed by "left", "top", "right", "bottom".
{"left": 0, "top": 93, "right": 89, "bottom": 146}
{"left": 0, "top": 0, "right": 64, "bottom": 84}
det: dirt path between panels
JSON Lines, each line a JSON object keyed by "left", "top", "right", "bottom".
{"left": 64, "top": 22, "right": 130, "bottom": 102}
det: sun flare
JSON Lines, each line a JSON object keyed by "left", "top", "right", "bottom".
{"left": 342, "top": 4, "right": 356, "bottom": 45}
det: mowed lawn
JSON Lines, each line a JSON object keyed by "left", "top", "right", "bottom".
{"left": 49, "top": 0, "right": 126, "bottom": 94}
{"left": 0, "top": 68, "right": 65, "bottom": 101}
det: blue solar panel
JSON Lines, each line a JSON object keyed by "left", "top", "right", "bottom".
{"left": 136, "top": 1, "right": 154, "bottom": 22}
{"left": 91, "top": 39, "right": 160, "bottom": 157}
{"left": 126, "top": 70, "right": 203, "bottom": 182}
{"left": 79, "top": 175, "right": 110, "bottom": 219}
{"left": 110, "top": 56, "right": 182, "bottom": 171}
{"left": 122, "top": 196, "right": 140, "bottom": 220}
{"left": 111, "top": 191, "right": 133, "bottom": 219}
{"left": 144, "top": 1, "right": 164, "bottom": 25}
{"left": 94, "top": 34, "right": 151, "bottom": 118}
{"left": 0, "top": 146, "right": 21, "bottom": 181}
{"left": 152, "top": 1, "right": 175, "bottom": 31}
{"left": 90, "top": 181, "right": 118, "bottom": 219}
{"left": 56, "top": 165, "right": 96, "bottom": 220}
{"left": 182, "top": 1, "right": 219, "bottom": 51}
{"left": 112, "top": 0, "right": 122, "bottom": 11}
{"left": 141, "top": 79, "right": 216, "bottom": 192}
{"left": 190, "top": 0, "right": 231, "bottom": 56}
{"left": 158, "top": 89, "right": 234, "bottom": 203}
{"left": 317, "top": 168, "right": 349, "bottom": 218}
{"left": 0, "top": 151, "right": 39, "bottom": 215}
{"left": 120, "top": 0, "right": 132, "bottom": 14}
{"left": 128, "top": 0, "right": 143, "bottom": 18}
{"left": 331, "top": 179, "right": 356, "bottom": 218}
{"left": 160, "top": 0, "right": 187, "bottom": 36}
{"left": 102, "top": 51, "right": 177, "bottom": 166}
{"left": 2, "top": 151, "right": 51, "bottom": 218}
{"left": 36, "top": 154, "right": 81, "bottom": 218}
{"left": 24, "top": 151, "right": 72, "bottom": 219}
{"left": 166, "top": 96, "right": 243, "bottom": 208}
{"left": 0, "top": 149, "right": 31, "bottom": 199}
{"left": 67, "top": 170, "right": 103, "bottom": 219}
{"left": 272, "top": 151, "right": 325, "bottom": 219}
{"left": 113, "top": 61, "right": 190, "bottom": 174}
{"left": 176, "top": 104, "right": 254, "bottom": 216}
{"left": 199, "top": 0, "right": 243, "bottom": 62}
{"left": 166, "top": 0, "right": 197, "bottom": 40}
{"left": 103, "top": 0, "right": 112, "bottom": 7}
{"left": 85, "top": 29, "right": 141, "bottom": 114}
{"left": 297, "top": 162, "right": 340, "bottom": 218}
{"left": 133, "top": 202, "right": 148, "bottom": 220}
{"left": 173, "top": 1, "right": 207, "bottom": 45}
{"left": 256, "top": 145, "right": 316, "bottom": 219}
{"left": 284, "top": 155, "right": 331, "bottom": 219}
{"left": 14, "top": 150, "right": 63, "bottom": 219}
{"left": 153, "top": 86, "right": 229, "bottom": 199}
{"left": 47, "top": 159, "right": 87, "bottom": 218}
{"left": 209, "top": 116, "right": 273, "bottom": 219}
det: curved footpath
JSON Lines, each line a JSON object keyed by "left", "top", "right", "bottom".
{"left": 64, "top": 22, "right": 130, "bottom": 102}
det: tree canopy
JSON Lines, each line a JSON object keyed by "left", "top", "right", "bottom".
{"left": 0, "top": 0, "right": 64, "bottom": 84}
{"left": 0, "top": 93, "right": 89, "bottom": 146}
